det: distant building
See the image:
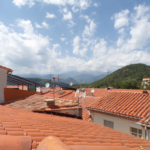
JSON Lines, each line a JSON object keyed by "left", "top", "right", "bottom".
{"left": 142, "top": 78, "right": 150, "bottom": 85}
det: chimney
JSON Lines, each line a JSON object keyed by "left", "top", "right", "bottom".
{"left": 44, "top": 99, "right": 55, "bottom": 107}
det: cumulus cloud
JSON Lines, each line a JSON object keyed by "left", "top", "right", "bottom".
{"left": 60, "top": 38, "right": 66, "bottom": 42}
{"left": 81, "top": 15, "right": 96, "bottom": 37}
{"left": 46, "top": 13, "right": 56, "bottom": 19}
{"left": 72, "top": 6, "right": 79, "bottom": 12}
{"left": 42, "top": 21, "right": 49, "bottom": 29}
{"left": 13, "top": 0, "right": 91, "bottom": 10}
{"left": 93, "top": 3, "right": 98, "bottom": 7}
{"left": 35, "top": 21, "right": 49, "bottom": 29}
{"left": 68, "top": 20, "right": 75, "bottom": 28}
{"left": 62, "top": 8, "right": 72, "bottom": 20}
{"left": 111, "top": 9, "right": 129, "bottom": 29}
{"left": 35, "top": 22, "right": 42, "bottom": 28}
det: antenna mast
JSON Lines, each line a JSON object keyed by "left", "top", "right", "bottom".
{"left": 51, "top": 75, "right": 63, "bottom": 101}
{"left": 107, "top": 71, "right": 109, "bottom": 88}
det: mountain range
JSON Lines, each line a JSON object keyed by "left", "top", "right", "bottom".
{"left": 74, "top": 63, "right": 150, "bottom": 89}
{"left": 17, "top": 71, "right": 107, "bottom": 84}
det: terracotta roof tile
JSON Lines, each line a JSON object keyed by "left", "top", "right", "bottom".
{"left": 0, "top": 105, "right": 149, "bottom": 149}
{"left": 87, "top": 92, "right": 150, "bottom": 125}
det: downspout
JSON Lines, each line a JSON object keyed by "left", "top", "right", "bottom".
{"left": 136, "top": 122, "right": 150, "bottom": 140}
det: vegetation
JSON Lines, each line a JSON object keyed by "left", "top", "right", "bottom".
{"left": 73, "top": 63, "right": 150, "bottom": 89}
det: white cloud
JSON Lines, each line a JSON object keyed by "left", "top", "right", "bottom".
{"left": 93, "top": 3, "right": 98, "bottom": 7}
{"left": 60, "top": 38, "right": 66, "bottom": 42}
{"left": 63, "top": 8, "right": 72, "bottom": 20}
{"left": 72, "top": 6, "right": 79, "bottom": 12}
{"left": 68, "top": 20, "right": 75, "bottom": 28}
{"left": 52, "top": 43, "right": 60, "bottom": 50}
{"left": 42, "top": 21, "right": 49, "bottom": 29}
{"left": 13, "top": 0, "right": 91, "bottom": 10}
{"left": 35, "top": 22, "right": 42, "bottom": 28}
{"left": 35, "top": 21, "right": 49, "bottom": 29}
{"left": 119, "top": 5, "right": 150, "bottom": 52}
{"left": 46, "top": 13, "right": 56, "bottom": 18}
{"left": 93, "top": 39, "right": 107, "bottom": 57}
{"left": 111, "top": 9, "right": 129, "bottom": 29}
{"left": 73, "top": 36, "right": 87, "bottom": 57}
{"left": 82, "top": 15, "right": 96, "bottom": 37}
{"left": 73, "top": 36, "right": 80, "bottom": 55}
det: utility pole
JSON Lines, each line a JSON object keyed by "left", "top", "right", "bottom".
{"left": 107, "top": 71, "right": 109, "bottom": 88}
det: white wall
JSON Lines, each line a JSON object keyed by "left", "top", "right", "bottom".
{"left": 0, "top": 68, "right": 7, "bottom": 103}
{"left": 91, "top": 111, "right": 143, "bottom": 137}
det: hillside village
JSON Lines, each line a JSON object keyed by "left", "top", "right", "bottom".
{"left": 0, "top": 64, "right": 150, "bottom": 149}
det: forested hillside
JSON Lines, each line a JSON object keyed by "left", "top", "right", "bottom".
{"left": 74, "top": 64, "right": 150, "bottom": 89}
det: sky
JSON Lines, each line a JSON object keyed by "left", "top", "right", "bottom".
{"left": 1, "top": 0, "right": 150, "bottom": 74}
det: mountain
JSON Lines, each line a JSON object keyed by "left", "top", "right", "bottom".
{"left": 62, "top": 77, "right": 79, "bottom": 85}
{"left": 17, "top": 71, "right": 105, "bottom": 83}
{"left": 73, "top": 63, "right": 150, "bottom": 89}
{"left": 73, "top": 73, "right": 106, "bottom": 84}
{"left": 25, "top": 78, "right": 70, "bottom": 88}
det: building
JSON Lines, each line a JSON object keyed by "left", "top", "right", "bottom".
{"left": 0, "top": 65, "right": 13, "bottom": 103}
{"left": 0, "top": 65, "right": 40, "bottom": 104}
{"left": 142, "top": 78, "right": 150, "bottom": 85}
{"left": 87, "top": 91, "right": 150, "bottom": 140}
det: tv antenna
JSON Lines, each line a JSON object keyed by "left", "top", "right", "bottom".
{"left": 107, "top": 71, "right": 109, "bottom": 88}
{"left": 50, "top": 75, "right": 63, "bottom": 101}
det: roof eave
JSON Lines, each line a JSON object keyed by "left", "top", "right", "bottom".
{"left": 87, "top": 107, "right": 140, "bottom": 120}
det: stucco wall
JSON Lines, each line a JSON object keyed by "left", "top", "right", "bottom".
{"left": 0, "top": 68, "right": 7, "bottom": 103}
{"left": 91, "top": 111, "right": 144, "bottom": 137}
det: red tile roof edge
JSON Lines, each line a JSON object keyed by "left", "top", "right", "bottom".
{"left": 87, "top": 107, "right": 140, "bottom": 120}
{"left": 88, "top": 109, "right": 140, "bottom": 122}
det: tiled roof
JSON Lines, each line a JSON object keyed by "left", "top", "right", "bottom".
{"left": 0, "top": 65, "right": 13, "bottom": 73}
{"left": 43, "top": 90, "right": 73, "bottom": 98}
{"left": 87, "top": 92, "right": 150, "bottom": 125}
{"left": 0, "top": 105, "right": 150, "bottom": 149}
{"left": 5, "top": 94, "right": 78, "bottom": 112}
{"left": 83, "top": 88, "right": 108, "bottom": 97}
{"left": 80, "top": 97, "right": 99, "bottom": 121}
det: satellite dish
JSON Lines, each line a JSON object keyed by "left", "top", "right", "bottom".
{"left": 45, "top": 83, "right": 50, "bottom": 88}
{"left": 91, "top": 88, "right": 95, "bottom": 93}
{"left": 70, "top": 82, "right": 73, "bottom": 86}
{"left": 36, "top": 87, "right": 41, "bottom": 92}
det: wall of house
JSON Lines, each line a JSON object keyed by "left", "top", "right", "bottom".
{"left": 4, "top": 88, "right": 36, "bottom": 103}
{"left": 91, "top": 111, "right": 146, "bottom": 139}
{"left": 0, "top": 68, "right": 7, "bottom": 103}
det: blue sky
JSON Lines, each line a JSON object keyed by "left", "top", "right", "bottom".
{"left": 1, "top": 0, "right": 150, "bottom": 74}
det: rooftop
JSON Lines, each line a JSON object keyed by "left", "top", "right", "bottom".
{"left": 0, "top": 105, "right": 150, "bottom": 149}
{"left": 0, "top": 65, "right": 13, "bottom": 73}
{"left": 87, "top": 91, "right": 150, "bottom": 125}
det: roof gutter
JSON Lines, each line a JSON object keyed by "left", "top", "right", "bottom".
{"left": 136, "top": 122, "right": 150, "bottom": 128}
{"left": 87, "top": 107, "right": 139, "bottom": 120}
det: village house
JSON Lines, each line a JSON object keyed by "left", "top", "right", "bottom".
{"left": 87, "top": 90, "right": 150, "bottom": 141}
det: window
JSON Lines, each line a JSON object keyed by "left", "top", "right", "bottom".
{"left": 130, "top": 127, "right": 142, "bottom": 138}
{"left": 104, "top": 120, "right": 114, "bottom": 129}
